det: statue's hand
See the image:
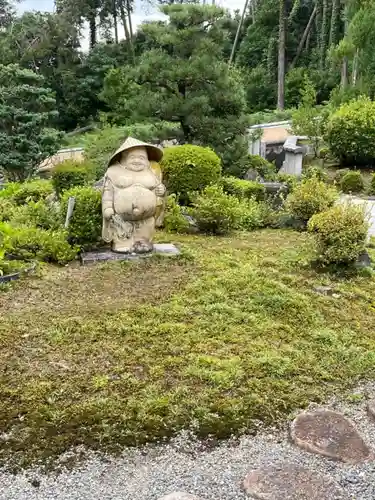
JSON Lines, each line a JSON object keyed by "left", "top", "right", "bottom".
{"left": 155, "top": 184, "right": 166, "bottom": 197}
{"left": 104, "top": 207, "right": 115, "bottom": 220}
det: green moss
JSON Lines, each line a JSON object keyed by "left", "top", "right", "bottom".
{"left": 1, "top": 231, "right": 375, "bottom": 469}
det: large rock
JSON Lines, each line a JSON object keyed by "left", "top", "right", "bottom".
{"left": 290, "top": 409, "right": 372, "bottom": 463}
{"left": 243, "top": 463, "right": 347, "bottom": 499}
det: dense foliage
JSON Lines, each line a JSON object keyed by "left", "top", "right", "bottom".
{"left": 340, "top": 170, "right": 365, "bottom": 194}
{"left": 0, "top": 64, "right": 60, "bottom": 181}
{"left": 52, "top": 160, "right": 93, "bottom": 197}
{"left": 326, "top": 97, "right": 375, "bottom": 166}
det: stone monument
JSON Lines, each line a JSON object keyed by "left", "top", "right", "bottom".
{"left": 102, "top": 137, "right": 166, "bottom": 254}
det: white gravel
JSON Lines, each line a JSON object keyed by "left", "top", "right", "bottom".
{"left": 2, "top": 383, "right": 375, "bottom": 500}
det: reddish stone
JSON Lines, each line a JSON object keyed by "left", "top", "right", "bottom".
{"left": 243, "top": 463, "right": 347, "bottom": 499}
{"left": 291, "top": 409, "right": 372, "bottom": 463}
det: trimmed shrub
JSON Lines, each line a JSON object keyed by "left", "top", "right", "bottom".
{"left": 308, "top": 204, "right": 368, "bottom": 264}
{"left": 285, "top": 177, "right": 338, "bottom": 223}
{"left": 61, "top": 186, "right": 102, "bottom": 248}
{"left": 189, "top": 185, "right": 242, "bottom": 235}
{"left": 0, "top": 223, "right": 77, "bottom": 264}
{"left": 221, "top": 176, "right": 266, "bottom": 201}
{"left": 161, "top": 145, "right": 222, "bottom": 205}
{"left": 333, "top": 168, "right": 350, "bottom": 185}
{"left": 163, "top": 195, "right": 190, "bottom": 233}
{"left": 9, "top": 200, "right": 60, "bottom": 230}
{"left": 0, "top": 180, "right": 53, "bottom": 205}
{"left": 340, "top": 170, "right": 365, "bottom": 194}
{"left": 245, "top": 154, "right": 276, "bottom": 180}
{"left": 326, "top": 96, "right": 375, "bottom": 165}
{"left": 52, "top": 160, "right": 93, "bottom": 197}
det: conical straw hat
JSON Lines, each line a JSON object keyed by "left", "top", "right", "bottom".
{"left": 108, "top": 136, "right": 163, "bottom": 166}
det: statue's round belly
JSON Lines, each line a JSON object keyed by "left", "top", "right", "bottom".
{"left": 114, "top": 184, "right": 157, "bottom": 220}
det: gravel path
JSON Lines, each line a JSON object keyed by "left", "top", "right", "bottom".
{"left": 2, "top": 383, "right": 375, "bottom": 500}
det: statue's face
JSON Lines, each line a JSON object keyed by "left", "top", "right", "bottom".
{"left": 123, "top": 147, "right": 149, "bottom": 172}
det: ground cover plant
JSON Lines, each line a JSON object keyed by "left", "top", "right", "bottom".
{"left": 1, "top": 230, "right": 375, "bottom": 470}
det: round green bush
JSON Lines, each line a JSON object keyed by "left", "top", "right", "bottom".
{"left": 340, "top": 170, "right": 365, "bottom": 194}
{"left": 161, "top": 145, "right": 222, "bottom": 205}
{"left": 189, "top": 185, "right": 242, "bottom": 235}
{"left": 220, "top": 176, "right": 266, "bottom": 201}
{"left": 326, "top": 96, "right": 375, "bottom": 165}
{"left": 245, "top": 154, "right": 276, "bottom": 180}
{"left": 52, "top": 160, "right": 93, "bottom": 197}
{"left": 61, "top": 186, "right": 102, "bottom": 248}
{"left": 285, "top": 177, "right": 338, "bottom": 223}
{"left": 333, "top": 168, "right": 350, "bottom": 185}
{"left": 308, "top": 204, "right": 368, "bottom": 264}
{"left": 9, "top": 200, "right": 60, "bottom": 230}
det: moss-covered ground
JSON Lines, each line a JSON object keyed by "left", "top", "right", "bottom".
{"left": 1, "top": 230, "right": 375, "bottom": 469}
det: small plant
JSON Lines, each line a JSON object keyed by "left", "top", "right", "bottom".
{"left": 0, "top": 223, "right": 78, "bottom": 264}
{"left": 52, "top": 160, "right": 93, "bottom": 197}
{"left": 333, "top": 168, "right": 350, "bottom": 185}
{"left": 276, "top": 173, "right": 298, "bottom": 192}
{"left": 0, "top": 180, "right": 53, "bottom": 205}
{"left": 370, "top": 174, "right": 375, "bottom": 195}
{"left": 61, "top": 186, "right": 102, "bottom": 248}
{"left": 302, "top": 165, "right": 328, "bottom": 183}
{"left": 189, "top": 185, "right": 242, "bottom": 235}
{"left": 9, "top": 200, "right": 60, "bottom": 230}
{"left": 161, "top": 145, "right": 222, "bottom": 205}
{"left": 244, "top": 154, "right": 276, "bottom": 180}
{"left": 340, "top": 170, "right": 365, "bottom": 194}
{"left": 163, "top": 195, "right": 190, "bottom": 233}
{"left": 0, "top": 198, "right": 15, "bottom": 222}
{"left": 308, "top": 204, "right": 368, "bottom": 265}
{"left": 285, "top": 177, "right": 338, "bottom": 223}
{"left": 237, "top": 198, "right": 264, "bottom": 231}
{"left": 221, "top": 176, "right": 266, "bottom": 201}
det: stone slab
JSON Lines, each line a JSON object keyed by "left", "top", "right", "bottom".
{"left": 81, "top": 244, "right": 180, "bottom": 265}
{"left": 158, "top": 493, "right": 200, "bottom": 500}
{"left": 243, "top": 463, "right": 347, "bottom": 499}
{"left": 290, "top": 409, "right": 372, "bottom": 463}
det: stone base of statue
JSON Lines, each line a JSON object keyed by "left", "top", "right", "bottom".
{"left": 80, "top": 244, "right": 180, "bottom": 265}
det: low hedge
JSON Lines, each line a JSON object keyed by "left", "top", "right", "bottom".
{"left": 221, "top": 176, "right": 266, "bottom": 201}
{"left": 52, "top": 160, "right": 93, "bottom": 197}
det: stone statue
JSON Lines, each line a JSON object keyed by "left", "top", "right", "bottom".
{"left": 102, "top": 137, "right": 165, "bottom": 253}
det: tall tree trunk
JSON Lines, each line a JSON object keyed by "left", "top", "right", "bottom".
{"left": 229, "top": 0, "right": 250, "bottom": 65}
{"left": 290, "top": 5, "right": 316, "bottom": 68}
{"left": 113, "top": 0, "right": 119, "bottom": 44}
{"left": 329, "top": 0, "right": 340, "bottom": 47}
{"left": 320, "top": 0, "right": 330, "bottom": 69}
{"left": 277, "top": 0, "right": 287, "bottom": 110}
{"left": 89, "top": 14, "right": 97, "bottom": 48}
{"left": 126, "top": 0, "right": 133, "bottom": 38}
{"left": 119, "top": 1, "right": 130, "bottom": 41}
{"left": 352, "top": 48, "right": 359, "bottom": 85}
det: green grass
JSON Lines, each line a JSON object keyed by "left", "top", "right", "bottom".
{"left": 1, "top": 230, "right": 375, "bottom": 469}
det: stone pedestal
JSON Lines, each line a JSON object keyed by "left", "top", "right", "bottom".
{"left": 279, "top": 136, "right": 303, "bottom": 177}
{"left": 81, "top": 244, "right": 180, "bottom": 265}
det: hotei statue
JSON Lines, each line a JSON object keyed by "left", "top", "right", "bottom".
{"left": 102, "top": 137, "right": 165, "bottom": 253}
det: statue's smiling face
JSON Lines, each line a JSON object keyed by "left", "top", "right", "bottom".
{"left": 123, "top": 147, "right": 149, "bottom": 172}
